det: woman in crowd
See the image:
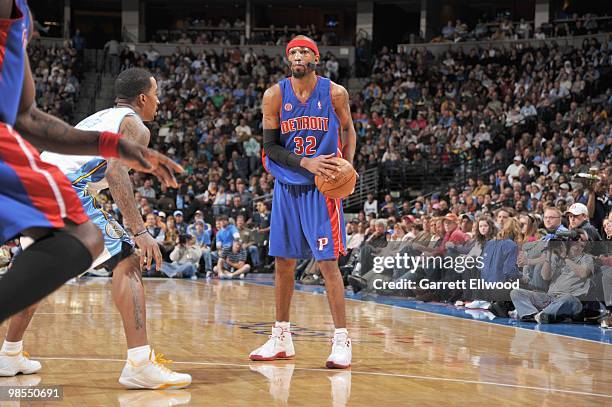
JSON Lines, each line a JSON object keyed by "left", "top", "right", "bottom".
{"left": 465, "top": 217, "right": 522, "bottom": 309}
{"left": 519, "top": 213, "right": 541, "bottom": 242}
{"left": 457, "top": 216, "right": 498, "bottom": 305}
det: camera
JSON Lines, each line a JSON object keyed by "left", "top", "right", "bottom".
{"left": 551, "top": 229, "right": 585, "bottom": 241}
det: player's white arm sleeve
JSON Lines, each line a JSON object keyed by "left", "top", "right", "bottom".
{"left": 262, "top": 128, "right": 302, "bottom": 169}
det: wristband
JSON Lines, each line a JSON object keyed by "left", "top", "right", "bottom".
{"left": 99, "top": 131, "right": 122, "bottom": 159}
{"left": 133, "top": 229, "right": 149, "bottom": 238}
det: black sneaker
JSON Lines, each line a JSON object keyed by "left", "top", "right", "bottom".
{"left": 347, "top": 275, "right": 367, "bottom": 293}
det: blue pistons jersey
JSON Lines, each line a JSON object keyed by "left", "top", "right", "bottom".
{"left": 264, "top": 76, "right": 341, "bottom": 185}
{"left": 266, "top": 76, "right": 347, "bottom": 261}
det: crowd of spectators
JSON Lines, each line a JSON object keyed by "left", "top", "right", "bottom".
{"left": 151, "top": 18, "right": 246, "bottom": 45}
{"left": 334, "top": 35, "right": 611, "bottom": 328}
{"left": 433, "top": 13, "right": 612, "bottom": 43}
{"left": 354, "top": 36, "right": 611, "bottom": 190}
{"left": 28, "top": 39, "right": 82, "bottom": 123}
{"left": 2, "top": 22, "right": 610, "bottom": 327}
{"left": 151, "top": 20, "right": 338, "bottom": 46}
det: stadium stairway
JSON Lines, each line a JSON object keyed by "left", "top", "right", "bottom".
{"left": 73, "top": 49, "right": 117, "bottom": 123}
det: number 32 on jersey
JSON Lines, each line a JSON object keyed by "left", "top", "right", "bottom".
{"left": 294, "top": 136, "right": 317, "bottom": 155}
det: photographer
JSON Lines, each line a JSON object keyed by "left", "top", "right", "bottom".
{"left": 161, "top": 234, "right": 202, "bottom": 279}
{"left": 510, "top": 236, "right": 595, "bottom": 324}
{"left": 518, "top": 207, "right": 567, "bottom": 291}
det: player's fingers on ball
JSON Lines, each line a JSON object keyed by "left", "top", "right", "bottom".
{"left": 322, "top": 169, "right": 336, "bottom": 180}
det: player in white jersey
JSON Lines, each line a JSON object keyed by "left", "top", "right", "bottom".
{"left": 0, "top": 68, "right": 191, "bottom": 389}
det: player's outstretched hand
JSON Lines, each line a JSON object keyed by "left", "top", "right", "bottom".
{"left": 117, "top": 138, "right": 184, "bottom": 188}
{"left": 133, "top": 232, "right": 163, "bottom": 271}
{"left": 301, "top": 154, "right": 341, "bottom": 180}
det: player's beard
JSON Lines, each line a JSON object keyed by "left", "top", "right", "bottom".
{"left": 291, "top": 63, "right": 315, "bottom": 78}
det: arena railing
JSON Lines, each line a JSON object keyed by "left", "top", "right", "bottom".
{"left": 344, "top": 167, "right": 379, "bottom": 212}
{"left": 382, "top": 154, "right": 507, "bottom": 201}
{"left": 397, "top": 32, "right": 610, "bottom": 56}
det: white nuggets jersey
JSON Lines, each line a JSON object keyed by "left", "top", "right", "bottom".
{"left": 41, "top": 107, "right": 141, "bottom": 191}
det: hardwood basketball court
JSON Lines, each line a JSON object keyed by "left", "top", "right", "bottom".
{"left": 0, "top": 277, "right": 610, "bottom": 406}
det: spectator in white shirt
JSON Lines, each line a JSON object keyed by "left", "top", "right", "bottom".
{"left": 520, "top": 100, "right": 537, "bottom": 118}
{"left": 363, "top": 193, "right": 378, "bottom": 216}
{"left": 137, "top": 178, "right": 157, "bottom": 200}
{"left": 505, "top": 156, "right": 526, "bottom": 182}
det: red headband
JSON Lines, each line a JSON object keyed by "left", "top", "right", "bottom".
{"left": 286, "top": 39, "right": 319, "bottom": 58}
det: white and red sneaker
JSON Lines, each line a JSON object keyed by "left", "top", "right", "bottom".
{"left": 326, "top": 331, "right": 352, "bottom": 369}
{"left": 249, "top": 326, "right": 295, "bottom": 361}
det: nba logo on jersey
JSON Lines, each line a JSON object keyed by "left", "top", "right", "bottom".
{"left": 317, "top": 101, "right": 322, "bottom": 109}
{"left": 317, "top": 237, "right": 329, "bottom": 251}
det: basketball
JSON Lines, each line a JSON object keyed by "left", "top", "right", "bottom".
{"left": 315, "top": 157, "right": 357, "bottom": 199}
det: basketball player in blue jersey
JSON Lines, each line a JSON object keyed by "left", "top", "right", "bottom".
{"left": 250, "top": 36, "right": 357, "bottom": 368}
{"left": 0, "top": 0, "right": 182, "bottom": 325}
{"left": 1, "top": 68, "right": 191, "bottom": 389}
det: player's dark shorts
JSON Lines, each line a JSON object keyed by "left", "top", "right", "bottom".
{"left": 269, "top": 179, "right": 347, "bottom": 261}
{"left": 0, "top": 124, "right": 88, "bottom": 243}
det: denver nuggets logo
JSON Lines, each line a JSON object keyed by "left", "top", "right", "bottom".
{"left": 105, "top": 219, "right": 125, "bottom": 239}
{"left": 284, "top": 103, "right": 293, "bottom": 112}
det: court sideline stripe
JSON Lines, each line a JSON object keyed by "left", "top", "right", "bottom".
{"left": 34, "top": 356, "right": 612, "bottom": 399}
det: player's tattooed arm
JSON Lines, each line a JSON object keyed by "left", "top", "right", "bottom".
{"left": 331, "top": 83, "right": 356, "bottom": 166}
{"left": 106, "top": 116, "right": 150, "bottom": 234}
{"left": 107, "top": 115, "right": 162, "bottom": 270}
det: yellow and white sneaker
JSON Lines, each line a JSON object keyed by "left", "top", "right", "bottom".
{"left": 118, "top": 350, "right": 191, "bottom": 390}
{"left": 0, "top": 351, "right": 42, "bottom": 376}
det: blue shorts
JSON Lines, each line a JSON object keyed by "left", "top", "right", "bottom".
{"left": 269, "top": 180, "right": 346, "bottom": 261}
{"left": 76, "top": 189, "right": 134, "bottom": 268}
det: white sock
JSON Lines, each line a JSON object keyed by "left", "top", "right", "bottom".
{"left": 127, "top": 345, "right": 151, "bottom": 365}
{"left": 275, "top": 321, "right": 290, "bottom": 330}
{"left": 334, "top": 328, "right": 348, "bottom": 336}
{"left": 1, "top": 340, "right": 23, "bottom": 354}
